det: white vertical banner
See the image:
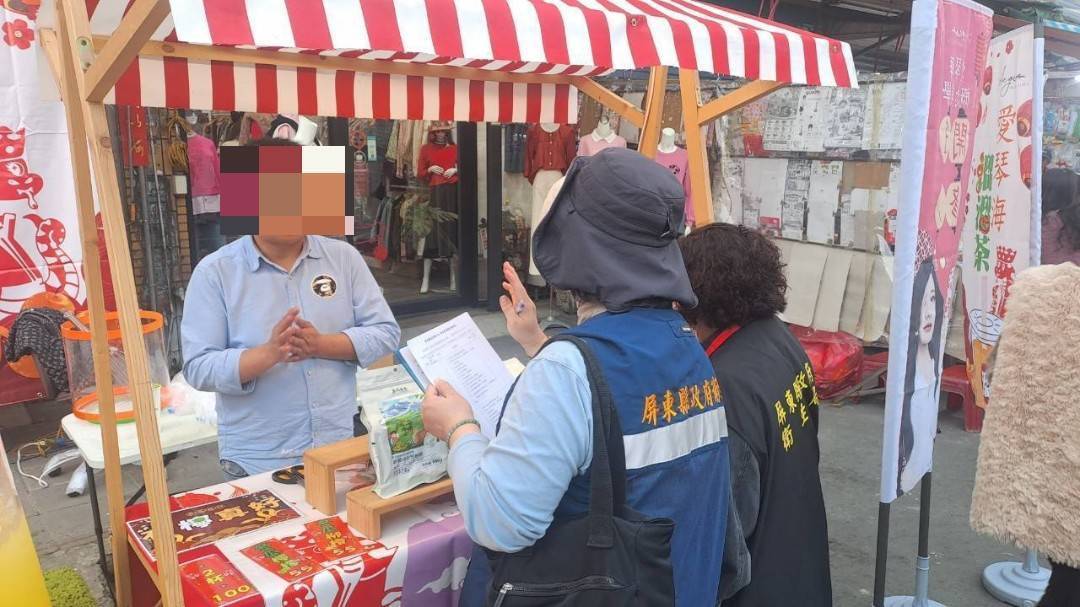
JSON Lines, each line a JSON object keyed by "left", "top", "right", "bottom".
{"left": 961, "top": 26, "right": 1038, "bottom": 410}
{"left": 0, "top": 6, "right": 87, "bottom": 404}
{"left": 1031, "top": 30, "right": 1044, "bottom": 265}
{"left": 880, "top": 0, "right": 993, "bottom": 503}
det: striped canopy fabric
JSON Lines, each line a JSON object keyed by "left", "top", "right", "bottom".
{"left": 163, "top": 0, "right": 858, "bottom": 87}
{"left": 84, "top": 0, "right": 579, "bottom": 121}
{"left": 82, "top": 0, "right": 857, "bottom": 121}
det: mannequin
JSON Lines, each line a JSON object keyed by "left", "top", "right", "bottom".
{"left": 578, "top": 115, "right": 627, "bottom": 157}
{"left": 653, "top": 128, "right": 694, "bottom": 229}
{"left": 595, "top": 116, "right": 612, "bottom": 138}
{"left": 417, "top": 123, "right": 459, "bottom": 294}
{"left": 658, "top": 127, "right": 677, "bottom": 153}
{"left": 525, "top": 123, "right": 577, "bottom": 285}
{"left": 186, "top": 111, "right": 225, "bottom": 262}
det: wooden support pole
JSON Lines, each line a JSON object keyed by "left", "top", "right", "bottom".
{"left": 574, "top": 77, "right": 645, "bottom": 128}
{"left": 47, "top": 14, "right": 132, "bottom": 606}
{"left": 678, "top": 69, "right": 713, "bottom": 225}
{"left": 697, "top": 80, "right": 786, "bottom": 125}
{"left": 638, "top": 66, "right": 668, "bottom": 159}
{"left": 83, "top": 0, "right": 169, "bottom": 102}
{"left": 57, "top": 1, "right": 184, "bottom": 605}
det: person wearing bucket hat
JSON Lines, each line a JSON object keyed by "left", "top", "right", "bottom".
{"left": 422, "top": 148, "right": 731, "bottom": 607}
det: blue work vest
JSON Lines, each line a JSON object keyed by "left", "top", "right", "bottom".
{"left": 558, "top": 308, "right": 731, "bottom": 607}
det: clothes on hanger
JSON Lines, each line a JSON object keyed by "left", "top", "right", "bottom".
{"left": 186, "top": 133, "right": 221, "bottom": 215}
{"left": 391, "top": 121, "right": 427, "bottom": 178}
{"left": 524, "top": 124, "right": 577, "bottom": 183}
{"left": 504, "top": 124, "right": 528, "bottom": 173}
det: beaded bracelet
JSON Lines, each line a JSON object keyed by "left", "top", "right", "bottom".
{"left": 446, "top": 418, "right": 481, "bottom": 445}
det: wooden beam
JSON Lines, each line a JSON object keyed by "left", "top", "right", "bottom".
{"left": 38, "top": 29, "right": 62, "bottom": 90}
{"left": 52, "top": 8, "right": 132, "bottom": 606}
{"left": 58, "top": 1, "right": 184, "bottom": 605}
{"left": 83, "top": 0, "right": 169, "bottom": 102}
{"left": 92, "top": 36, "right": 577, "bottom": 87}
{"left": 638, "top": 66, "right": 668, "bottom": 159}
{"left": 698, "top": 80, "right": 786, "bottom": 125}
{"left": 678, "top": 69, "right": 713, "bottom": 226}
{"left": 574, "top": 77, "right": 644, "bottom": 128}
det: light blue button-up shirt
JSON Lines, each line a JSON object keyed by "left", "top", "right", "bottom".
{"left": 448, "top": 342, "right": 594, "bottom": 552}
{"left": 181, "top": 236, "right": 400, "bottom": 474}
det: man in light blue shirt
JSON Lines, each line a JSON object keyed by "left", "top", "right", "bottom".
{"left": 182, "top": 233, "right": 400, "bottom": 477}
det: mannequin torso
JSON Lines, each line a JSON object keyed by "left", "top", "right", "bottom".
{"left": 652, "top": 128, "right": 693, "bottom": 227}
{"left": 578, "top": 117, "right": 627, "bottom": 157}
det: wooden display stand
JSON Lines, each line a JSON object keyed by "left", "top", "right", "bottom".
{"left": 303, "top": 435, "right": 454, "bottom": 539}
{"left": 303, "top": 436, "right": 371, "bottom": 515}
{"left": 347, "top": 478, "right": 454, "bottom": 540}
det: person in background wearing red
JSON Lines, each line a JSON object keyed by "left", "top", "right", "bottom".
{"left": 1041, "top": 168, "right": 1080, "bottom": 266}
{"left": 678, "top": 223, "right": 832, "bottom": 607}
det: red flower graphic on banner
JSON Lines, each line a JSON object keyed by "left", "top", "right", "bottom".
{"left": 2, "top": 19, "right": 34, "bottom": 50}
{"left": 1, "top": 1, "right": 41, "bottom": 21}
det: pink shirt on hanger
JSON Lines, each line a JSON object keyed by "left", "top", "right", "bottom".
{"left": 577, "top": 131, "right": 627, "bottom": 157}
{"left": 653, "top": 147, "right": 694, "bottom": 226}
{"left": 186, "top": 134, "right": 220, "bottom": 197}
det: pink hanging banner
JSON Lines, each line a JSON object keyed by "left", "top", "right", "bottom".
{"left": 880, "top": 0, "right": 993, "bottom": 503}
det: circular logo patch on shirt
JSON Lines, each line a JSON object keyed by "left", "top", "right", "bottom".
{"left": 311, "top": 274, "right": 337, "bottom": 298}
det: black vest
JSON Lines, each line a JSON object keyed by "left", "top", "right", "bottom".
{"left": 708, "top": 317, "right": 832, "bottom": 607}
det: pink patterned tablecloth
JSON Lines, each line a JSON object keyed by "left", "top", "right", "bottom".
{"left": 125, "top": 469, "right": 472, "bottom": 607}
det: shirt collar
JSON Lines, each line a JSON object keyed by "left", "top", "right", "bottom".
{"left": 242, "top": 236, "right": 323, "bottom": 272}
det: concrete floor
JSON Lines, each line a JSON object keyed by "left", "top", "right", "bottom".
{"left": 2, "top": 309, "right": 1028, "bottom": 607}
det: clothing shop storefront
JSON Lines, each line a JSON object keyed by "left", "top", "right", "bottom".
{"left": 123, "top": 108, "right": 586, "bottom": 319}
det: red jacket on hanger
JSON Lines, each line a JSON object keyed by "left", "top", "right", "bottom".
{"left": 524, "top": 124, "right": 577, "bottom": 183}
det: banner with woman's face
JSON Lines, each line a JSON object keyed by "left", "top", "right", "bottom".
{"left": 879, "top": 0, "right": 993, "bottom": 503}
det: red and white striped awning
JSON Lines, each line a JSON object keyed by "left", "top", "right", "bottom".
{"left": 104, "top": 57, "right": 579, "bottom": 123}
{"left": 164, "top": 0, "right": 857, "bottom": 86}
{"left": 81, "top": 0, "right": 857, "bottom": 121}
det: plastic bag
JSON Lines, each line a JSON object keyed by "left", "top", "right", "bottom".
{"left": 161, "top": 372, "right": 218, "bottom": 426}
{"left": 789, "top": 326, "right": 864, "bottom": 400}
{"left": 358, "top": 365, "right": 448, "bottom": 499}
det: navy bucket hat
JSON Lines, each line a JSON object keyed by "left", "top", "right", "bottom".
{"left": 532, "top": 147, "right": 698, "bottom": 311}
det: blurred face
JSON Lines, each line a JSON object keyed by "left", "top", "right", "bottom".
{"left": 434, "top": 131, "right": 447, "bottom": 144}
{"left": 918, "top": 278, "right": 936, "bottom": 345}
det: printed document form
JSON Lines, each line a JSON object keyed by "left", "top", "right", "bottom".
{"left": 403, "top": 313, "right": 515, "bottom": 438}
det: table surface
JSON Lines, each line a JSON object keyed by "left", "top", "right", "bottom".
{"left": 125, "top": 469, "right": 471, "bottom": 607}
{"left": 61, "top": 412, "right": 218, "bottom": 469}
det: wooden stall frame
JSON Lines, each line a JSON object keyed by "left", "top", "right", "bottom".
{"left": 44, "top": 0, "right": 796, "bottom": 602}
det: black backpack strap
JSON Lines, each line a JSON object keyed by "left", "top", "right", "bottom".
{"left": 534, "top": 334, "right": 627, "bottom": 548}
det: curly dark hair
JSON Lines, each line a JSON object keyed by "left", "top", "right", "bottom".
{"left": 678, "top": 223, "right": 787, "bottom": 330}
